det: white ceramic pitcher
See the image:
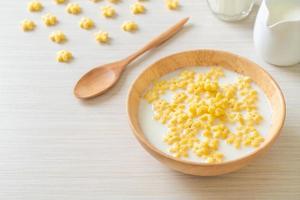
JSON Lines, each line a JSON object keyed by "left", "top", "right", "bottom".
{"left": 254, "top": 0, "right": 300, "bottom": 66}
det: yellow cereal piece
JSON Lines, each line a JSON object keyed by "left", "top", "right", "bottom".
{"left": 66, "top": 3, "right": 82, "bottom": 15}
{"left": 247, "top": 111, "right": 263, "bottom": 125}
{"left": 243, "top": 138, "right": 252, "bottom": 146}
{"left": 101, "top": 5, "right": 116, "bottom": 18}
{"left": 193, "top": 138, "right": 224, "bottom": 163}
{"left": 213, "top": 152, "right": 224, "bottom": 163}
{"left": 21, "top": 19, "right": 36, "bottom": 31}
{"left": 144, "top": 91, "right": 159, "bottom": 103}
{"left": 42, "top": 13, "right": 58, "bottom": 26}
{"left": 56, "top": 50, "right": 73, "bottom": 63}
{"left": 95, "top": 31, "right": 110, "bottom": 43}
{"left": 169, "top": 142, "right": 189, "bottom": 158}
{"left": 251, "top": 139, "right": 260, "bottom": 148}
{"left": 204, "top": 80, "right": 219, "bottom": 92}
{"left": 237, "top": 76, "right": 252, "bottom": 89}
{"left": 79, "top": 17, "right": 95, "bottom": 30}
{"left": 108, "top": 0, "right": 120, "bottom": 3}
{"left": 210, "top": 139, "right": 219, "bottom": 150}
{"left": 233, "top": 138, "right": 242, "bottom": 149}
{"left": 226, "top": 135, "right": 235, "bottom": 144}
{"left": 54, "top": 0, "right": 66, "bottom": 4}
{"left": 131, "top": 2, "right": 146, "bottom": 14}
{"left": 206, "top": 157, "right": 215, "bottom": 164}
{"left": 173, "top": 92, "right": 187, "bottom": 104}
{"left": 49, "top": 31, "right": 67, "bottom": 44}
{"left": 203, "top": 130, "right": 212, "bottom": 138}
{"left": 210, "top": 67, "right": 224, "bottom": 79}
{"left": 122, "top": 21, "right": 138, "bottom": 32}
{"left": 165, "top": 0, "right": 179, "bottom": 10}
{"left": 180, "top": 70, "right": 195, "bottom": 80}
{"left": 28, "top": 1, "right": 43, "bottom": 12}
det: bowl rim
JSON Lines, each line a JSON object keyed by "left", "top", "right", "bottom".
{"left": 127, "top": 49, "right": 286, "bottom": 167}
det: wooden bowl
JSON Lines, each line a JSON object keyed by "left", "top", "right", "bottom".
{"left": 127, "top": 50, "right": 286, "bottom": 176}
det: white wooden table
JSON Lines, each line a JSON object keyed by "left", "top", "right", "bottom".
{"left": 0, "top": 1, "right": 299, "bottom": 199}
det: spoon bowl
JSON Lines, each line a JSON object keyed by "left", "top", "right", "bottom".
{"left": 74, "top": 61, "right": 125, "bottom": 99}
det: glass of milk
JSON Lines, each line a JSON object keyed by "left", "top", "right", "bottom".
{"left": 207, "top": 0, "right": 255, "bottom": 21}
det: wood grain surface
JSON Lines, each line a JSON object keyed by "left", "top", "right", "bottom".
{"left": 0, "top": 0, "right": 299, "bottom": 199}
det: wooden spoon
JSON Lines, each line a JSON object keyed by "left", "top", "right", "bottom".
{"left": 74, "top": 17, "right": 189, "bottom": 99}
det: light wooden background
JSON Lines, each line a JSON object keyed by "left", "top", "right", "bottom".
{"left": 0, "top": 0, "right": 299, "bottom": 199}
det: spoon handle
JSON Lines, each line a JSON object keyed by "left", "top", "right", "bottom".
{"left": 124, "top": 17, "right": 190, "bottom": 65}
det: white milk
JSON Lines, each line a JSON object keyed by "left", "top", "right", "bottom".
{"left": 207, "top": 0, "right": 255, "bottom": 21}
{"left": 138, "top": 67, "right": 272, "bottom": 163}
{"left": 268, "top": 1, "right": 300, "bottom": 26}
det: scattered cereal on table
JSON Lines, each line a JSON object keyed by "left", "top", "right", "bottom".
{"left": 101, "top": 5, "right": 116, "bottom": 18}
{"left": 95, "top": 31, "right": 110, "bottom": 43}
{"left": 21, "top": 19, "right": 36, "bottom": 31}
{"left": 50, "top": 31, "right": 67, "bottom": 43}
{"left": 131, "top": 2, "right": 146, "bottom": 14}
{"left": 79, "top": 17, "right": 95, "bottom": 30}
{"left": 165, "top": 0, "right": 179, "bottom": 10}
{"left": 108, "top": 0, "right": 120, "bottom": 4}
{"left": 42, "top": 13, "right": 58, "bottom": 26}
{"left": 66, "top": 3, "right": 82, "bottom": 15}
{"left": 122, "top": 21, "right": 138, "bottom": 32}
{"left": 28, "top": 0, "right": 43, "bottom": 12}
{"left": 56, "top": 50, "right": 73, "bottom": 63}
{"left": 54, "top": 0, "right": 66, "bottom": 4}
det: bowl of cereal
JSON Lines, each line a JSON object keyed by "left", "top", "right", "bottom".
{"left": 127, "top": 49, "right": 285, "bottom": 176}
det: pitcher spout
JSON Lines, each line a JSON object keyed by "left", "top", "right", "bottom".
{"left": 254, "top": 0, "right": 300, "bottom": 66}
{"left": 265, "top": 0, "right": 300, "bottom": 28}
